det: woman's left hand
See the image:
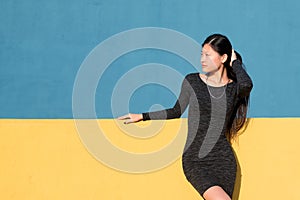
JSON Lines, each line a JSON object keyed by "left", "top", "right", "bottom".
{"left": 230, "top": 49, "right": 237, "bottom": 67}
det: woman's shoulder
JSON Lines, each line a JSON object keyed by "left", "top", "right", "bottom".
{"left": 185, "top": 72, "right": 199, "bottom": 80}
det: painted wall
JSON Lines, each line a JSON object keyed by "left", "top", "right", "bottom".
{"left": 1, "top": 119, "right": 299, "bottom": 200}
{"left": 1, "top": 1, "right": 300, "bottom": 200}
{"left": 1, "top": 0, "right": 300, "bottom": 118}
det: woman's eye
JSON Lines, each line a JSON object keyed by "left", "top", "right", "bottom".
{"left": 201, "top": 53, "right": 210, "bottom": 57}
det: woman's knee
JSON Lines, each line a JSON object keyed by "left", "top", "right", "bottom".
{"left": 203, "top": 186, "right": 231, "bottom": 200}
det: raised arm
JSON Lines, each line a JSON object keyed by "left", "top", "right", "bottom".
{"left": 142, "top": 75, "right": 191, "bottom": 121}
{"left": 232, "top": 59, "right": 253, "bottom": 97}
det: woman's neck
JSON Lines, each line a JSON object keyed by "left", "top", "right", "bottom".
{"left": 206, "top": 66, "right": 230, "bottom": 86}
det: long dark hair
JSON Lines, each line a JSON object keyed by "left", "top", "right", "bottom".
{"left": 202, "top": 33, "right": 250, "bottom": 142}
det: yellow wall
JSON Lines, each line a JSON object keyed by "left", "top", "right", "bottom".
{"left": 0, "top": 118, "right": 299, "bottom": 200}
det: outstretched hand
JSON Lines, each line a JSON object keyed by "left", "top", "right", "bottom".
{"left": 230, "top": 49, "right": 237, "bottom": 67}
{"left": 117, "top": 113, "right": 143, "bottom": 124}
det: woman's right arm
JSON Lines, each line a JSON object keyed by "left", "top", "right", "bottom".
{"left": 118, "top": 75, "right": 191, "bottom": 124}
{"left": 142, "top": 75, "right": 191, "bottom": 121}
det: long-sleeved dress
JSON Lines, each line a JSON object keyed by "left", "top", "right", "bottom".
{"left": 142, "top": 60, "right": 253, "bottom": 197}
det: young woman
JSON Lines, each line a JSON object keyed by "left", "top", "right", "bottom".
{"left": 118, "top": 34, "right": 253, "bottom": 200}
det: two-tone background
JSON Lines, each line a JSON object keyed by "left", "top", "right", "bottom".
{"left": 1, "top": 0, "right": 300, "bottom": 199}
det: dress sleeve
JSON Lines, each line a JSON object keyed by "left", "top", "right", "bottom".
{"left": 142, "top": 75, "right": 191, "bottom": 121}
{"left": 232, "top": 60, "right": 253, "bottom": 97}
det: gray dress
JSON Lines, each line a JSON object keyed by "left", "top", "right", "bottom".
{"left": 142, "top": 60, "right": 253, "bottom": 197}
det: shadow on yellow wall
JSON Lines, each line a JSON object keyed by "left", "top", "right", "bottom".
{"left": 233, "top": 149, "right": 241, "bottom": 200}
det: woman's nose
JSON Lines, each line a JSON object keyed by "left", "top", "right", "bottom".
{"left": 201, "top": 55, "right": 205, "bottom": 62}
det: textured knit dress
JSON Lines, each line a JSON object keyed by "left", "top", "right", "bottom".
{"left": 142, "top": 60, "right": 253, "bottom": 198}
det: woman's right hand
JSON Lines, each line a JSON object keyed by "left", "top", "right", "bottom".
{"left": 117, "top": 113, "right": 143, "bottom": 124}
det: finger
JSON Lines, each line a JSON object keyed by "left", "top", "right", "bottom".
{"left": 117, "top": 114, "right": 130, "bottom": 120}
{"left": 124, "top": 119, "right": 133, "bottom": 124}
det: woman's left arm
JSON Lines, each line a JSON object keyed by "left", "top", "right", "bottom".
{"left": 232, "top": 59, "right": 253, "bottom": 97}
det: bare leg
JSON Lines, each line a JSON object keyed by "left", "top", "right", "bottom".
{"left": 203, "top": 186, "right": 231, "bottom": 200}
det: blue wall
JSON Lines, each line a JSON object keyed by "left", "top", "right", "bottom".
{"left": 1, "top": 0, "right": 300, "bottom": 118}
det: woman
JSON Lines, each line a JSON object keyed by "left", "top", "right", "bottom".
{"left": 118, "top": 34, "right": 253, "bottom": 200}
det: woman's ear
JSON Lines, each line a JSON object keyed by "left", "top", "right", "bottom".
{"left": 221, "top": 54, "right": 228, "bottom": 64}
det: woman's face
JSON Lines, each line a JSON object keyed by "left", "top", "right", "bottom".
{"left": 201, "top": 44, "right": 227, "bottom": 73}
